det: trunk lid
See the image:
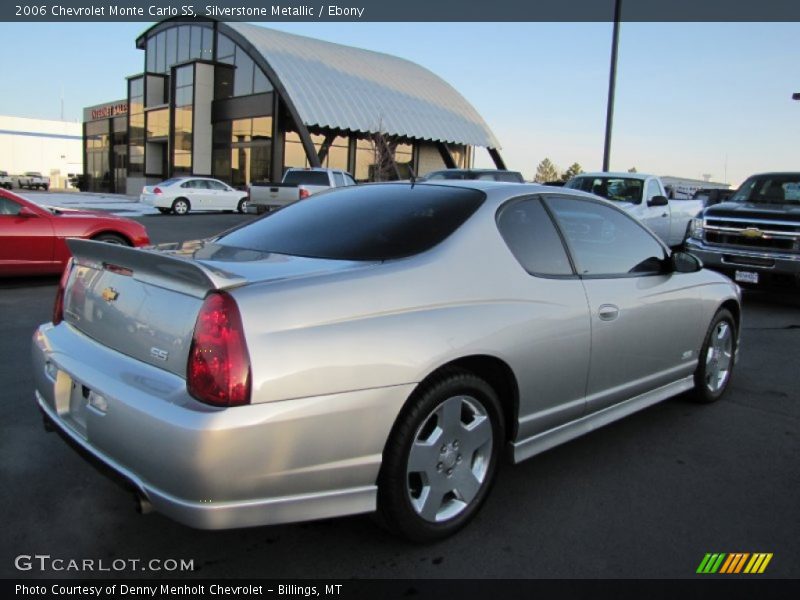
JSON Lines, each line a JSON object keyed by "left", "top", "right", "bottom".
{"left": 62, "top": 239, "right": 375, "bottom": 377}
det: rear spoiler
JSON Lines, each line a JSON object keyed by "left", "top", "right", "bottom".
{"left": 67, "top": 239, "right": 247, "bottom": 298}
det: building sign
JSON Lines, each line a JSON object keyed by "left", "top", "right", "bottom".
{"left": 83, "top": 100, "right": 129, "bottom": 122}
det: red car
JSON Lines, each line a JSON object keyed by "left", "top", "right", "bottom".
{"left": 0, "top": 188, "right": 150, "bottom": 276}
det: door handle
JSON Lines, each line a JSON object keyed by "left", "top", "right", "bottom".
{"left": 598, "top": 304, "right": 620, "bottom": 321}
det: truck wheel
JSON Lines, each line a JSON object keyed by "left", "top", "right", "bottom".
{"left": 377, "top": 370, "right": 504, "bottom": 541}
{"left": 237, "top": 198, "right": 248, "bottom": 214}
{"left": 172, "top": 198, "right": 190, "bottom": 216}
{"left": 690, "top": 308, "right": 736, "bottom": 403}
{"left": 42, "top": 184, "right": 49, "bottom": 191}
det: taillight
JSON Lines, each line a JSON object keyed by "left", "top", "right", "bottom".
{"left": 187, "top": 292, "right": 251, "bottom": 407}
{"left": 299, "top": 187, "right": 310, "bottom": 200}
{"left": 52, "top": 258, "right": 74, "bottom": 325}
{"left": 153, "top": 187, "right": 162, "bottom": 195}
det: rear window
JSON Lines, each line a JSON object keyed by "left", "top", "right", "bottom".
{"left": 283, "top": 170, "right": 330, "bottom": 187}
{"left": 566, "top": 176, "right": 644, "bottom": 204}
{"left": 158, "top": 178, "right": 183, "bottom": 187}
{"left": 217, "top": 184, "right": 486, "bottom": 261}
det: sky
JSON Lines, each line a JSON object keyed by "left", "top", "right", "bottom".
{"left": 0, "top": 21, "right": 797, "bottom": 187}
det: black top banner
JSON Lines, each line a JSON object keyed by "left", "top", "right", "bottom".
{"left": 3, "top": 0, "right": 800, "bottom": 22}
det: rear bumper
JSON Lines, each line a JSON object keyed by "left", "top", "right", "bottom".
{"left": 32, "top": 323, "right": 413, "bottom": 529}
{"left": 686, "top": 239, "right": 800, "bottom": 288}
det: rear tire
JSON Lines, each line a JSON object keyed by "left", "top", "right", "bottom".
{"left": 92, "top": 233, "right": 130, "bottom": 246}
{"left": 172, "top": 198, "right": 190, "bottom": 216}
{"left": 377, "top": 370, "right": 504, "bottom": 542}
{"left": 237, "top": 198, "right": 248, "bottom": 214}
{"left": 42, "top": 184, "right": 48, "bottom": 191}
{"left": 690, "top": 308, "right": 736, "bottom": 403}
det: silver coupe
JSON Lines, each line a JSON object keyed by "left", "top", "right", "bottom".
{"left": 32, "top": 181, "right": 740, "bottom": 541}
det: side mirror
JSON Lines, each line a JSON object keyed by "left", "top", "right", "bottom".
{"left": 17, "top": 206, "right": 38, "bottom": 218}
{"left": 671, "top": 251, "right": 703, "bottom": 273}
{"left": 647, "top": 195, "right": 669, "bottom": 207}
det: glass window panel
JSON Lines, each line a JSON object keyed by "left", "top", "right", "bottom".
{"left": 146, "top": 108, "right": 169, "bottom": 138}
{"left": 233, "top": 47, "right": 254, "bottom": 96}
{"left": 283, "top": 140, "right": 308, "bottom": 170}
{"left": 156, "top": 32, "right": 166, "bottom": 73}
{"left": 214, "top": 66, "right": 234, "bottom": 99}
{"left": 175, "top": 87, "right": 193, "bottom": 107}
{"left": 231, "top": 119, "right": 251, "bottom": 142}
{"left": 217, "top": 33, "right": 235, "bottom": 62}
{"left": 546, "top": 196, "right": 667, "bottom": 276}
{"left": 129, "top": 77, "right": 144, "bottom": 99}
{"left": 177, "top": 26, "right": 190, "bottom": 63}
{"left": 252, "top": 117, "right": 271, "bottom": 140}
{"left": 201, "top": 27, "right": 213, "bottom": 60}
{"left": 212, "top": 147, "right": 231, "bottom": 180}
{"left": 166, "top": 28, "right": 177, "bottom": 69}
{"left": 253, "top": 68, "right": 271, "bottom": 93}
{"left": 327, "top": 145, "right": 348, "bottom": 171}
{"left": 146, "top": 37, "right": 156, "bottom": 72}
{"left": 190, "top": 26, "right": 202, "bottom": 59}
{"left": 175, "top": 65, "right": 193, "bottom": 88}
{"left": 497, "top": 197, "right": 573, "bottom": 276}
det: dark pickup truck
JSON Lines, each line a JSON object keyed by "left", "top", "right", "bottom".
{"left": 685, "top": 172, "right": 800, "bottom": 288}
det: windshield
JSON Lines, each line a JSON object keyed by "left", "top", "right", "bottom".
{"left": 565, "top": 176, "right": 644, "bottom": 204}
{"left": 217, "top": 184, "right": 486, "bottom": 261}
{"left": 730, "top": 175, "right": 800, "bottom": 204}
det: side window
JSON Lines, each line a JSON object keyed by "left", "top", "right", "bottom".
{"left": 545, "top": 196, "right": 667, "bottom": 277}
{"left": 332, "top": 172, "right": 345, "bottom": 187}
{"left": 343, "top": 173, "right": 357, "bottom": 186}
{"left": 645, "top": 179, "right": 661, "bottom": 202}
{"left": 496, "top": 197, "right": 573, "bottom": 276}
{"left": 207, "top": 180, "right": 227, "bottom": 191}
{"left": 0, "top": 197, "right": 22, "bottom": 216}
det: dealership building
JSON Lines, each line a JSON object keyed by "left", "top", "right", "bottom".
{"left": 83, "top": 18, "right": 504, "bottom": 195}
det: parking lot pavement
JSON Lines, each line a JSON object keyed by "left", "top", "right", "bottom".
{"left": 0, "top": 215, "right": 798, "bottom": 580}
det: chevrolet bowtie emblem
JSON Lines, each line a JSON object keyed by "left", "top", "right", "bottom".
{"left": 101, "top": 287, "right": 119, "bottom": 302}
{"left": 741, "top": 228, "right": 764, "bottom": 239}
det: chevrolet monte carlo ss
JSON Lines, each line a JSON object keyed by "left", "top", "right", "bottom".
{"left": 32, "top": 182, "right": 741, "bottom": 541}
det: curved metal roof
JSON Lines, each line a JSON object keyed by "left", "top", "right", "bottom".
{"left": 225, "top": 22, "right": 500, "bottom": 149}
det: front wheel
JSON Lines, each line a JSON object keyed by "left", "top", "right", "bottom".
{"left": 690, "top": 308, "right": 737, "bottom": 403}
{"left": 377, "top": 370, "right": 504, "bottom": 542}
{"left": 92, "top": 233, "right": 130, "bottom": 246}
{"left": 172, "top": 198, "right": 190, "bottom": 216}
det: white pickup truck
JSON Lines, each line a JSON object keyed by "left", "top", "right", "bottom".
{"left": 17, "top": 171, "right": 50, "bottom": 191}
{"left": 564, "top": 172, "right": 705, "bottom": 247}
{"left": 0, "top": 170, "right": 13, "bottom": 190}
{"left": 247, "top": 168, "right": 356, "bottom": 214}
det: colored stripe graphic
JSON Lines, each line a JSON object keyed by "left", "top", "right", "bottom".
{"left": 744, "top": 553, "right": 773, "bottom": 574}
{"left": 697, "top": 553, "right": 726, "bottom": 573}
{"left": 698, "top": 552, "right": 773, "bottom": 574}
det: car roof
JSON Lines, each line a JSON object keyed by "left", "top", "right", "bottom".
{"left": 377, "top": 180, "right": 600, "bottom": 203}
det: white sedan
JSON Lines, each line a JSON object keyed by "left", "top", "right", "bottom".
{"left": 140, "top": 177, "right": 249, "bottom": 215}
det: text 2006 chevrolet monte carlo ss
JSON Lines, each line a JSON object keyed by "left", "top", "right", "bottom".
{"left": 33, "top": 182, "right": 741, "bottom": 541}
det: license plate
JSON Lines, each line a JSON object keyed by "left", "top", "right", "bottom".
{"left": 735, "top": 270, "right": 759, "bottom": 284}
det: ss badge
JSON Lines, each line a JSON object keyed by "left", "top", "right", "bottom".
{"left": 150, "top": 347, "right": 169, "bottom": 362}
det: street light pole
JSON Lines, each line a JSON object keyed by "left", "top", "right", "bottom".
{"left": 603, "top": 0, "right": 622, "bottom": 172}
